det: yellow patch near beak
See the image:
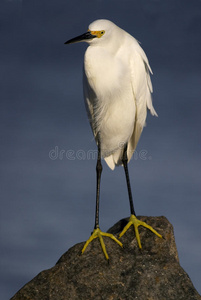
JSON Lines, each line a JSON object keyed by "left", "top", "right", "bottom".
{"left": 88, "top": 30, "right": 105, "bottom": 38}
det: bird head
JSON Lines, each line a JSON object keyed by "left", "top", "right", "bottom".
{"left": 64, "top": 19, "right": 117, "bottom": 46}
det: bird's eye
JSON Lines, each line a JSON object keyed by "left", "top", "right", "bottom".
{"left": 100, "top": 30, "right": 105, "bottom": 36}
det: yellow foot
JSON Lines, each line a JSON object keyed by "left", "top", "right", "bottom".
{"left": 119, "top": 214, "right": 162, "bottom": 249}
{"left": 81, "top": 227, "right": 123, "bottom": 260}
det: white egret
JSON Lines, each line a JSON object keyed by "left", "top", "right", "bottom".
{"left": 65, "top": 19, "right": 162, "bottom": 260}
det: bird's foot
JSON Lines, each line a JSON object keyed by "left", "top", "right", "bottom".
{"left": 119, "top": 214, "right": 162, "bottom": 249}
{"left": 82, "top": 226, "right": 123, "bottom": 260}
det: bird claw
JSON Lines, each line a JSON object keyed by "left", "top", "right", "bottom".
{"left": 82, "top": 227, "right": 123, "bottom": 260}
{"left": 119, "top": 214, "right": 162, "bottom": 249}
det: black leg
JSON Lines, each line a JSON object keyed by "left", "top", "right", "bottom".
{"left": 119, "top": 144, "right": 162, "bottom": 247}
{"left": 81, "top": 133, "right": 123, "bottom": 259}
{"left": 122, "top": 144, "right": 136, "bottom": 216}
{"left": 94, "top": 133, "right": 102, "bottom": 229}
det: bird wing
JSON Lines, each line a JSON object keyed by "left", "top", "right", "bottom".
{"left": 83, "top": 69, "right": 98, "bottom": 140}
{"left": 127, "top": 38, "right": 157, "bottom": 162}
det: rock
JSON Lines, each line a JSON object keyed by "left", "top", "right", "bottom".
{"left": 11, "top": 216, "right": 201, "bottom": 300}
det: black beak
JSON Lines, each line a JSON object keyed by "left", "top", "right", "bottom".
{"left": 64, "top": 31, "right": 97, "bottom": 45}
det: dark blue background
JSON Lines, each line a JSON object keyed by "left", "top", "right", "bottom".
{"left": 1, "top": 0, "right": 201, "bottom": 298}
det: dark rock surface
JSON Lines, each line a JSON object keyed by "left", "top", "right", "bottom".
{"left": 11, "top": 216, "right": 201, "bottom": 300}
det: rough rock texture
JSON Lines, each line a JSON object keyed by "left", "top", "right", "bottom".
{"left": 11, "top": 216, "right": 201, "bottom": 300}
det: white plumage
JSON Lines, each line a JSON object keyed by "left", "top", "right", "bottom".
{"left": 65, "top": 19, "right": 162, "bottom": 260}
{"left": 83, "top": 19, "right": 157, "bottom": 170}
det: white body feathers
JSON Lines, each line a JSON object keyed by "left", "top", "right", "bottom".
{"left": 83, "top": 20, "right": 157, "bottom": 170}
